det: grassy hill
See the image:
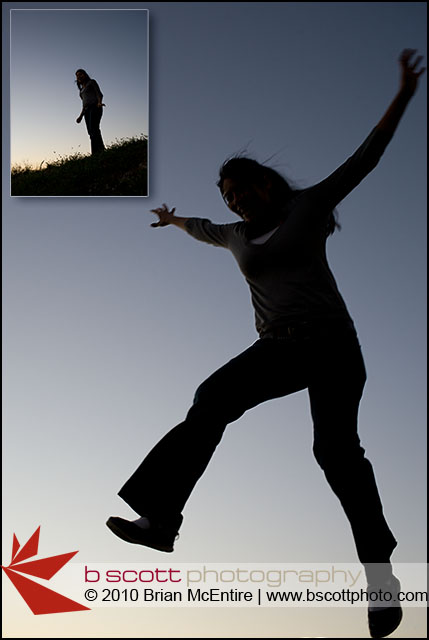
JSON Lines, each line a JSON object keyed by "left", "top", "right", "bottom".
{"left": 11, "top": 136, "right": 147, "bottom": 197}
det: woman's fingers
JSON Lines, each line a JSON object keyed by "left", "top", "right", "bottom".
{"left": 400, "top": 48, "right": 417, "bottom": 64}
{"left": 150, "top": 204, "right": 175, "bottom": 215}
{"left": 411, "top": 55, "right": 424, "bottom": 70}
{"left": 398, "top": 48, "right": 426, "bottom": 92}
{"left": 161, "top": 203, "right": 176, "bottom": 215}
{"left": 411, "top": 56, "right": 426, "bottom": 77}
{"left": 149, "top": 204, "right": 176, "bottom": 228}
{"left": 400, "top": 48, "right": 424, "bottom": 71}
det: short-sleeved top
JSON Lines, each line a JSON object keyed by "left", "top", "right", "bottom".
{"left": 80, "top": 79, "right": 103, "bottom": 108}
{"left": 185, "top": 127, "right": 393, "bottom": 336}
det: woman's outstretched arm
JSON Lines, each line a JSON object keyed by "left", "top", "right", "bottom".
{"left": 375, "top": 48, "right": 425, "bottom": 136}
{"left": 149, "top": 204, "right": 232, "bottom": 248}
{"left": 150, "top": 204, "right": 189, "bottom": 230}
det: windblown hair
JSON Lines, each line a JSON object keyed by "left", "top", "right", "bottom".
{"left": 75, "top": 69, "right": 91, "bottom": 92}
{"left": 217, "top": 155, "right": 340, "bottom": 237}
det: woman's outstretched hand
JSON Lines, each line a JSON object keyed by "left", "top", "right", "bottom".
{"left": 150, "top": 204, "right": 177, "bottom": 227}
{"left": 399, "top": 49, "right": 426, "bottom": 95}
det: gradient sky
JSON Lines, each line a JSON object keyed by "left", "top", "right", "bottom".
{"left": 2, "top": 2, "right": 427, "bottom": 638}
{"left": 10, "top": 7, "right": 148, "bottom": 168}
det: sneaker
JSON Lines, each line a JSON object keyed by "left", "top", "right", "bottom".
{"left": 367, "top": 575, "right": 403, "bottom": 638}
{"left": 106, "top": 516, "right": 180, "bottom": 552}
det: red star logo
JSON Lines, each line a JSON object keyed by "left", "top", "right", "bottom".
{"left": 2, "top": 526, "right": 90, "bottom": 614}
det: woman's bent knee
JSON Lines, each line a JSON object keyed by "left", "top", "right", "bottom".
{"left": 312, "top": 437, "right": 366, "bottom": 471}
{"left": 191, "top": 380, "right": 245, "bottom": 424}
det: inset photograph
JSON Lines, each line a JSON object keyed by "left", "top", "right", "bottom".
{"left": 10, "top": 9, "right": 148, "bottom": 196}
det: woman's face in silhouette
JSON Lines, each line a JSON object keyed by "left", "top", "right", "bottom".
{"left": 76, "top": 71, "right": 86, "bottom": 84}
{"left": 221, "top": 178, "right": 272, "bottom": 223}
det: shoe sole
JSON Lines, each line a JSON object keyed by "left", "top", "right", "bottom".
{"left": 106, "top": 518, "right": 174, "bottom": 552}
{"left": 369, "top": 606, "right": 402, "bottom": 638}
{"left": 368, "top": 576, "right": 403, "bottom": 638}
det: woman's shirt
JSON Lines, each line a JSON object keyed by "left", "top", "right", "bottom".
{"left": 80, "top": 79, "right": 103, "bottom": 109}
{"left": 184, "top": 127, "right": 393, "bottom": 336}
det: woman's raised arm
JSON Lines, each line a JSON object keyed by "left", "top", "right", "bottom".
{"left": 298, "top": 49, "right": 425, "bottom": 214}
{"left": 375, "top": 48, "right": 425, "bottom": 136}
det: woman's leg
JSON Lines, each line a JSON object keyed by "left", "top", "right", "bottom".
{"left": 84, "top": 106, "right": 105, "bottom": 154}
{"left": 307, "top": 329, "right": 397, "bottom": 564}
{"left": 118, "top": 338, "right": 308, "bottom": 526}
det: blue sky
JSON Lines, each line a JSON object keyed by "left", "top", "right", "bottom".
{"left": 10, "top": 7, "right": 148, "bottom": 167}
{"left": 3, "top": 2, "right": 427, "bottom": 638}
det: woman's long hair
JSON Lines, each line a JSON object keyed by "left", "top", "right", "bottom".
{"left": 75, "top": 69, "right": 91, "bottom": 92}
{"left": 217, "top": 155, "right": 340, "bottom": 237}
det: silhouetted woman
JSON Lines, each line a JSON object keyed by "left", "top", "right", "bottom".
{"left": 75, "top": 69, "right": 105, "bottom": 154}
{"left": 107, "top": 50, "right": 425, "bottom": 639}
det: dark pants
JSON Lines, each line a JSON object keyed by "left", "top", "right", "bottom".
{"left": 84, "top": 105, "right": 105, "bottom": 154}
{"left": 119, "top": 322, "right": 397, "bottom": 563}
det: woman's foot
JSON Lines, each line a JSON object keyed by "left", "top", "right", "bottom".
{"left": 106, "top": 515, "right": 181, "bottom": 552}
{"left": 367, "top": 574, "right": 403, "bottom": 638}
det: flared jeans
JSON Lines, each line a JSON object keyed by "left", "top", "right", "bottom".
{"left": 118, "top": 322, "right": 397, "bottom": 563}
{"left": 84, "top": 105, "right": 105, "bottom": 154}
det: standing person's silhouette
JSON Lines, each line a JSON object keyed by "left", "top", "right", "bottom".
{"left": 107, "top": 50, "right": 425, "bottom": 639}
{"left": 75, "top": 69, "right": 105, "bottom": 155}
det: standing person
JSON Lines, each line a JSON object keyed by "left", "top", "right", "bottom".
{"left": 75, "top": 69, "right": 105, "bottom": 154}
{"left": 107, "top": 50, "right": 425, "bottom": 638}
